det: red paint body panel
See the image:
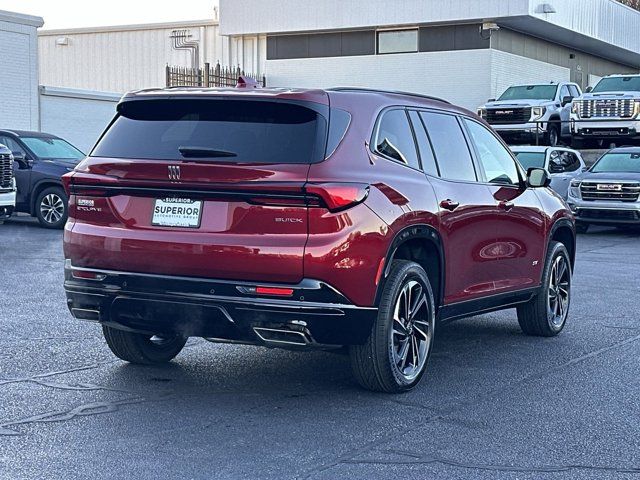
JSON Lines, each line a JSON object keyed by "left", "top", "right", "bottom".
{"left": 63, "top": 86, "right": 573, "bottom": 315}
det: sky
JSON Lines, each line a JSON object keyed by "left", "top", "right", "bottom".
{"left": 0, "top": 0, "right": 218, "bottom": 30}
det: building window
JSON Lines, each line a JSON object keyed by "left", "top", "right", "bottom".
{"left": 377, "top": 29, "right": 418, "bottom": 54}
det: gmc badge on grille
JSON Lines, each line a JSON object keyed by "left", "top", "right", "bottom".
{"left": 596, "top": 184, "right": 623, "bottom": 191}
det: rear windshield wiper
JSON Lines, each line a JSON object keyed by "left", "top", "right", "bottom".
{"left": 178, "top": 146, "right": 238, "bottom": 158}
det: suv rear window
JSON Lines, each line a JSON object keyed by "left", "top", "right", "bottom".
{"left": 92, "top": 99, "right": 328, "bottom": 164}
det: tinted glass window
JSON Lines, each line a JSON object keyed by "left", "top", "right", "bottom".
{"left": 375, "top": 109, "right": 420, "bottom": 169}
{"left": 377, "top": 30, "right": 418, "bottom": 54}
{"left": 92, "top": 100, "right": 328, "bottom": 164}
{"left": 498, "top": 85, "right": 558, "bottom": 101}
{"left": 0, "top": 137, "right": 25, "bottom": 156}
{"left": 420, "top": 112, "right": 476, "bottom": 182}
{"left": 592, "top": 76, "right": 640, "bottom": 93}
{"left": 514, "top": 151, "right": 546, "bottom": 170}
{"left": 559, "top": 85, "right": 570, "bottom": 100}
{"left": 568, "top": 85, "right": 580, "bottom": 98}
{"left": 408, "top": 110, "right": 438, "bottom": 177}
{"left": 549, "top": 151, "right": 581, "bottom": 173}
{"left": 464, "top": 119, "right": 520, "bottom": 185}
{"left": 21, "top": 137, "right": 84, "bottom": 160}
{"left": 591, "top": 152, "right": 640, "bottom": 173}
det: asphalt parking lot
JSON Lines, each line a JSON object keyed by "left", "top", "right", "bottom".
{"left": 0, "top": 216, "right": 639, "bottom": 480}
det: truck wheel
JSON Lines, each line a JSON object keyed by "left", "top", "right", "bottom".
{"left": 517, "top": 241, "right": 571, "bottom": 337}
{"left": 102, "top": 326, "right": 187, "bottom": 364}
{"left": 35, "top": 186, "right": 68, "bottom": 229}
{"left": 545, "top": 124, "right": 560, "bottom": 147}
{"left": 350, "top": 260, "right": 436, "bottom": 393}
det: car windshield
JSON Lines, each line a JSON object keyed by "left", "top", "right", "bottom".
{"left": 92, "top": 99, "right": 328, "bottom": 163}
{"left": 591, "top": 77, "right": 640, "bottom": 93}
{"left": 21, "top": 137, "right": 85, "bottom": 160}
{"left": 498, "top": 85, "right": 557, "bottom": 101}
{"left": 591, "top": 152, "right": 640, "bottom": 173}
{"left": 513, "top": 151, "right": 546, "bottom": 170}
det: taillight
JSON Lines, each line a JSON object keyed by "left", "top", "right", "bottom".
{"left": 61, "top": 172, "right": 74, "bottom": 196}
{"left": 305, "top": 183, "right": 370, "bottom": 212}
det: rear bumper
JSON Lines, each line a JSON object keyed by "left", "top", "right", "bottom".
{"left": 63, "top": 262, "right": 376, "bottom": 348}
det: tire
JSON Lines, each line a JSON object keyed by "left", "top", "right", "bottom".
{"left": 576, "top": 222, "right": 589, "bottom": 234}
{"left": 545, "top": 124, "right": 560, "bottom": 147}
{"left": 102, "top": 325, "right": 187, "bottom": 364}
{"left": 350, "top": 260, "right": 436, "bottom": 393}
{"left": 35, "top": 186, "right": 68, "bottom": 229}
{"left": 517, "top": 241, "right": 572, "bottom": 337}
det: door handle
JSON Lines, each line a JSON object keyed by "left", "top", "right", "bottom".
{"left": 440, "top": 199, "right": 460, "bottom": 211}
{"left": 499, "top": 200, "right": 514, "bottom": 211}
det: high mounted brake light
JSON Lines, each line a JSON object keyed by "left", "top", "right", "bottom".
{"left": 305, "top": 183, "right": 370, "bottom": 212}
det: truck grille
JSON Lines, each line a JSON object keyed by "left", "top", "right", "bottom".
{"left": 486, "top": 107, "right": 532, "bottom": 125}
{"left": 0, "top": 153, "right": 13, "bottom": 189}
{"left": 579, "top": 209, "right": 639, "bottom": 221}
{"left": 580, "top": 181, "right": 640, "bottom": 202}
{"left": 576, "top": 99, "right": 636, "bottom": 119}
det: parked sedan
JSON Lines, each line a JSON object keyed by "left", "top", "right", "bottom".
{"left": 511, "top": 146, "right": 586, "bottom": 199}
{"left": 0, "top": 130, "right": 85, "bottom": 228}
{"left": 567, "top": 147, "right": 640, "bottom": 233}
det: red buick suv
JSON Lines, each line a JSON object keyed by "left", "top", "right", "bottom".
{"left": 63, "top": 85, "right": 575, "bottom": 392}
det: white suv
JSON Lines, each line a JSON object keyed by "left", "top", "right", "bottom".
{"left": 0, "top": 144, "right": 16, "bottom": 224}
{"left": 478, "top": 82, "right": 582, "bottom": 147}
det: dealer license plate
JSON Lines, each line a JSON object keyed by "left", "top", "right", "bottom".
{"left": 151, "top": 198, "right": 202, "bottom": 228}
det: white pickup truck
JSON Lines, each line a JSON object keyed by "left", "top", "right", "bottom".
{"left": 0, "top": 144, "right": 16, "bottom": 224}
{"left": 478, "top": 81, "right": 582, "bottom": 147}
{"left": 570, "top": 75, "right": 640, "bottom": 148}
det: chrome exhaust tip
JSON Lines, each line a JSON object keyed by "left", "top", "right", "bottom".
{"left": 253, "top": 326, "right": 312, "bottom": 347}
{"left": 71, "top": 308, "right": 100, "bottom": 322}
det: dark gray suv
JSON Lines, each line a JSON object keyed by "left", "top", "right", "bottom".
{"left": 567, "top": 147, "right": 640, "bottom": 232}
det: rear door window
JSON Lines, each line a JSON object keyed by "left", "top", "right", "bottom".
{"left": 92, "top": 99, "right": 328, "bottom": 164}
{"left": 374, "top": 109, "right": 420, "bottom": 169}
{"left": 419, "top": 112, "right": 477, "bottom": 182}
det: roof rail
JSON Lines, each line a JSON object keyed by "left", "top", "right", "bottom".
{"left": 328, "top": 87, "right": 451, "bottom": 104}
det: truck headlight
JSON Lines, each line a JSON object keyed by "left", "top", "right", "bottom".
{"left": 634, "top": 101, "right": 640, "bottom": 119}
{"left": 531, "top": 106, "right": 547, "bottom": 120}
{"left": 569, "top": 180, "right": 581, "bottom": 198}
{"left": 477, "top": 107, "right": 487, "bottom": 119}
{"left": 572, "top": 101, "right": 580, "bottom": 116}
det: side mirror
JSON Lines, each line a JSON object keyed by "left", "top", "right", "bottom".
{"left": 527, "top": 168, "right": 551, "bottom": 188}
{"left": 12, "top": 152, "right": 32, "bottom": 169}
{"left": 488, "top": 98, "right": 496, "bottom": 102}
{"left": 585, "top": 86, "right": 593, "bottom": 93}
{"left": 562, "top": 95, "right": 573, "bottom": 107}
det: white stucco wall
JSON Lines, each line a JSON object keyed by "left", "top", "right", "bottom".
{"left": 489, "top": 50, "right": 571, "bottom": 101}
{"left": 265, "top": 49, "right": 492, "bottom": 111}
{"left": 0, "top": 10, "right": 43, "bottom": 131}
{"left": 39, "top": 87, "right": 120, "bottom": 153}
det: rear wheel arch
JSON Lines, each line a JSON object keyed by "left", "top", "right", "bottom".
{"left": 375, "top": 225, "right": 444, "bottom": 310}
{"left": 549, "top": 219, "right": 576, "bottom": 269}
